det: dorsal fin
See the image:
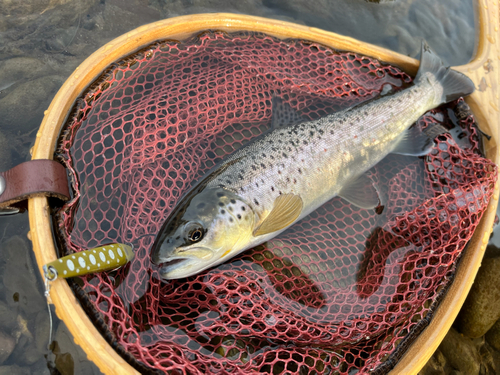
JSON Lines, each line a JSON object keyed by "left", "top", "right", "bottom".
{"left": 253, "top": 193, "right": 303, "bottom": 237}
{"left": 271, "top": 97, "right": 305, "bottom": 129}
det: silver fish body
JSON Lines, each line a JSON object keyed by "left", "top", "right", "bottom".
{"left": 151, "top": 42, "right": 475, "bottom": 279}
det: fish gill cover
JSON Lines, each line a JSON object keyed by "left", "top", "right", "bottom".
{"left": 55, "top": 31, "right": 496, "bottom": 374}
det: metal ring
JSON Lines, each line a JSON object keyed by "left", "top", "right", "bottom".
{"left": 0, "top": 176, "right": 5, "bottom": 196}
{"left": 43, "top": 265, "right": 58, "bottom": 281}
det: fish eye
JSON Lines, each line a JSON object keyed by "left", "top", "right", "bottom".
{"left": 188, "top": 227, "right": 204, "bottom": 243}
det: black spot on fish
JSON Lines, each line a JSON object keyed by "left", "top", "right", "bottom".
{"left": 271, "top": 186, "right": 275, "bottom": 192}
{"left": 262, "top": 153, "right": 266, "bottom": 157}
{"left": 220, "top": 209, "right": 226, "bottom": 214}
{"left": 289, "top": 140, "right": 295, "bottom": 146}
{"left": 261, "top": 163, "right": 266, "bottom": 169}
{"left": 310, "top": 131, "right": 315, "bottom": 136}
{"left": 293, "top": 178, "right": 297, "bottom": 184}
{"left": 238, "top": 173, "right": 244, "bottom": 180}
{"left": 282, "top": 153, "right": 288, "bottom": 158}
{"left": 278, "top": 170, "right": 282, "bottom": 174}
{"left": 229, "top": 206, "right": 233, "bottom": 212}
{"left": 229, "top": 217, "right": 234, "bottom": 223}
{"left": 256, "top": 182, "right": 259, "bottom": 187}
{"left": 330, "top": 130, "right": 334, "bottom": 135}
{"left": 318, "top": 129, "right": 324, "bottom": 135}
{"left": 230, "top": 199, "right": 236, "bottom": 204}
{"left": 339, "top": 119, "right": 344, "bottom": 124}
{"left": 218, "top": 202, "right": 224, "bottom": 206}
{"left": 286, "top": 177, "right": 290, "bottom": 183}
{"left": 241, "top": 206, "right": 246, "bottom": 211}
{"left": 254, "top": 198, "right": 259, "bottom": 205}
{"left": 216, "top": 192, "right": 225, "bottom": 198}
{"left": 197, "top": 203, "right": 206, "bottom": 209}
{"left": 298, "top": 168, "right": 302, "bottom": 174}
{"left": 303, "top": 140, "right": 308, "bottom": 145}
{"left": 237, "top": 214, "right": 241, "bottom": 220}
{"left": 252, "top": 165, "right": 257, "bottom": 171}
{"left": 175, "top": 236, "right": 180, "bottom": 240}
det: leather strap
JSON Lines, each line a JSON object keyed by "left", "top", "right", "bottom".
{"left": 0, "top": 160, "right": 70, "bottom": 214}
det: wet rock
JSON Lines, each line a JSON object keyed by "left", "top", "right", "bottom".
{"left": 0, "top": 0, "right": 97, "bottom": 44}
{"left": 428, "top": 328, "right": 500, "bottom": 374}
{"left": 1, "top": 236, "right": 46, "bottom": 315}
{"left": 0, "top": 301, "right": 17, "bottom": 333}
{"left": 30, "top": 358, "right": 51, "bottom": 375}
{"left": 34, "top": 310, "right": 51, "bottom": 353}
{"left": 53, "top": 323, "right": 102, "bottom": 375}
{"left": 0, "top": 331, "right": 16, "bottom": 364}
{"left": 20, "top": 343, "right": 42, "bottom": 366}
{"left": 0, "top": 365, "right": 30, "bottom": 375}
{"left": 438, "top": 327, "right": 482, "bottom": 374}
{"left": 486, "top": 319, "right": 500, "bottom": 351}
{"left": 0, "top": 57, "right": 53, "bottom": 85}
{"left": 1, "top": 0, "right": 73, "bottom": 18}
{"left": 0, "top": 130, "right": 11, "bottom": 172}
{"left": 457, "top": 256, "right": 500, "bottom": 338}
{"left": 0, "top": 75, "right": 64, "bottom": 134}
{"left": 418, "top": 348, "right": 446, "bottom": 375}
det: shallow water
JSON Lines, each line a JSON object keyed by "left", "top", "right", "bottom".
{"left": 0, "top": 0, "right": 490, "bottom": 374}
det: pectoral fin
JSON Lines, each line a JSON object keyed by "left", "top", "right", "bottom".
{"left": 253, "top": 193, "right": 303, "bottom": 237}
{"left": 338, "top": 173, "right": 381, "bottom": 209}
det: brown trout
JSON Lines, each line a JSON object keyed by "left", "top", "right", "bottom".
{"left": 151, "top": 42, "right": 475, "bottom": 279}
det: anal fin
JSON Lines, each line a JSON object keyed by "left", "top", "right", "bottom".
{"left": 253, "top": 193, "right": 303, "bottom": 237}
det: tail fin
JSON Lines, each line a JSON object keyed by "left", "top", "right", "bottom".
{"left": 415, "top": 41, "right": 475, "bottom": 104}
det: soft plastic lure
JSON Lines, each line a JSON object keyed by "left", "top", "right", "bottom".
{"left": 43, "top": 243, "right": 134, "bottom": 281}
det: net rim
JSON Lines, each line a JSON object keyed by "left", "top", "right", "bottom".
{"left": 27, "top": 9, "right": 498, "bottom": 375}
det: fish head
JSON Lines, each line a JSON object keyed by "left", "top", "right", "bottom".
{"left": 151, "top": 187, "right": 255, "bottom": 279}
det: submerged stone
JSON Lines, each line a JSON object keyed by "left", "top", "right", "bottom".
{"left": 486, "top": 319, "right": 500, "bottom": 351}
{"left": 458, "top": 254, "right": 500, "bottom": 338}
{"left": 0, "top": 331, "right": 16, "bottom": 365}
{"left": 438, "top": 327, "right": 482, "bottom": 374}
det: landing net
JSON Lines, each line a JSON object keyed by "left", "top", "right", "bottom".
{"left": 55, "top": 31, "right": 496, "bottom": 374}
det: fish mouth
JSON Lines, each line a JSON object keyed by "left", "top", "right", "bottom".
{"left": 157, "top": 255, "right": 213, "bottom": 279}
{"left": 157, "top": 257, "right": 197, "bottom": 279}
{"left": 155, "top": 246, "right": 216, "bottom": 279}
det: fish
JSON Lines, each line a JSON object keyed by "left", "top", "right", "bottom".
{"left": 151, "top": 42, "right": 475, "bottom": 280}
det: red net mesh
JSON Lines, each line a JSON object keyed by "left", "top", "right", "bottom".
{"left": 55, "top": 31, "right": 497, "bottom": 374}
